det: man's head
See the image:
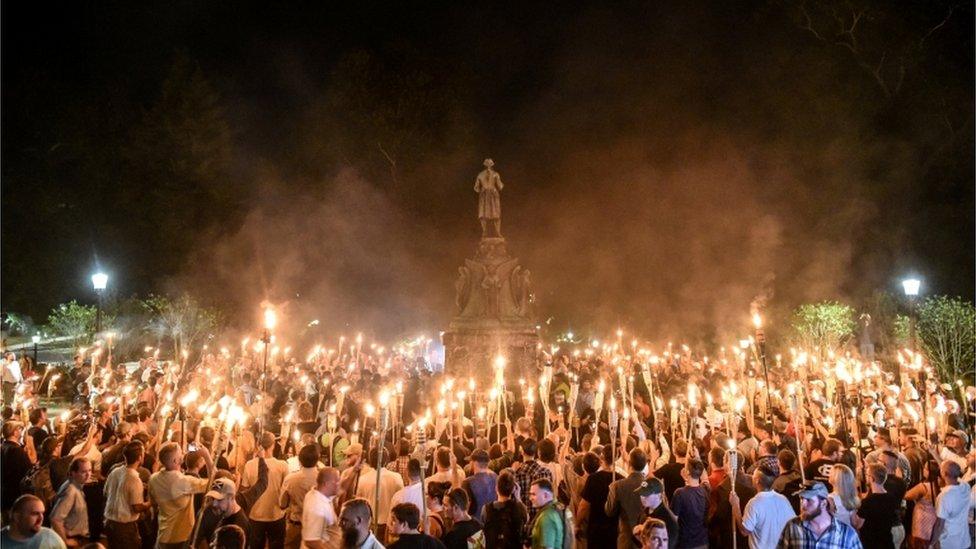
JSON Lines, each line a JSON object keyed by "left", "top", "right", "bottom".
{"left": 529, "top": 479, "right": 554, "bottom": 509}
{"left": 794, "top": 482, "right": 830, "bottom": 521}
{"left": 390, "top": 503, "right": 421, "bottom": 535}
{"left": 123, "top": 441, "right": 145, "bottom": 466}
{"left": 444, "top": 488, "right": 469, "bottom": 519}
{"left": 758, "top": 439, "right": 777, "bottom": 457}
{"left": 635, "top": 477, "right": 664, "bottom": 510}
{"left": 339, "top": 498, "right": 373, "bottom": 545}
{"left": 496, "top": 470, "right": 516, "bottom": 498}
{"left": 298, "top": 444, "right": 321, "bottom": 469}
{"left": 940, "top": 460, "right": 962, "bottom": 483}
{"left": 946, "top": 430, "right": 970, "bottom": 452}
{"left": 637, "top": 517, "right": 669, "bottom": 549}
{"left": 211, "top": 524, "right": 246, "bottom": 549}
{"left": 880, "top": 450, "right": 899, "bottom": 474}
{"left": 114, "top": 421, "right": 133, "bottom": 442}
{"left": 435, "top": 447, "right": 452, "bottom": 470}
{"left": 521, "top": 438, "right": 538, "bottom": 459}
{"left": 683, "top": 459, "right": 705, "bottom": 482}
{"left": 629, "top": 448, "right": 648, "bottom": 473}
{"left": 470, "top": 449, "right": 490, "bottom": 472}
{"left": 777, "top": 449, "right": 797, "bottom": 473}
{"left": 752, "top": 463, "right": 776, "bottom": 492}
{"left": 867, "top": 464, "right": 887, "bottom": 486}
{"left": 3, "top": 420, "right": 24, "bottom": 440}
{"left": 10, "top": 495, "right": 45, "bottom": 536}
{"left": 538, "top": 439, "right": 557, "bottom": 463}
{"left": 343, "top": 443, "right": 363, "bottom": 465}
{"left": 317, "top": 467, "right": 340, "bottom": 497}
{"left": 158, "top": 442, "right": 183, "bottom": 471}
{"left": 28, "top": 408, "right": 46, "bottom": 427}
{"left": 821, "top": 438, "right": 843, "bottom": 460}
{"left": 259, "top": 431, "right": 276, "bottom": 453}
{"left": 207, "top": 478, "right": 238, "bottom": 516}
{"left": 69, "top": 457, "right": 92, "bottom": 485}
{"left": 672, "top": 439, "right": 689, "bottom": 459}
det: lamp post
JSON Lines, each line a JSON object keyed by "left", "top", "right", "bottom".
{"left": 31, "top": 334, "right": 40, "bottom": 368}
{"left": 902, "top": 278, "right": 921, "bottom": 353}
{"left": 91, "top": 272, "right": 108, "bottom": 333}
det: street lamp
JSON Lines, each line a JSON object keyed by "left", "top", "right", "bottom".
{"left": 31, "top": 334, "right": 40, "bottom": 367}
{"left": 902, "top": 277, "right": 921, "bottom": 353}
{"left": 91, "top": 272, "right": 108, "bottom": 333}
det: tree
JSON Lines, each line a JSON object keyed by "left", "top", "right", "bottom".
{"left": 790, "top": 301, "right": 857, "bottom": 356}
{"left": 141, "top": 294, "right": 220, "bottom": 361}
{"left": 45, "top": 301, "right": 97, "bottom": 347}
{"left": 916, "top": 295, "right": 975, "bottom": 383}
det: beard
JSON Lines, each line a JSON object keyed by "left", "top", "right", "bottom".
{"left": 342, "top": 526, "right": 360, "bottom": 547}
{"left": 801, "top": 503, "right": 824, "bottom": 522}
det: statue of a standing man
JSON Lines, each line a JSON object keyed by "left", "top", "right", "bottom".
{"left": 474, "top": 158, "right": 504, "bottom": 238}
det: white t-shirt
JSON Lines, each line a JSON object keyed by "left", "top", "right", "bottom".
{"left": 935, "top": 482, "right": 972, "bottom": 549}
{"left": 389, "top": 482, "right": 426, "bottom": 523}
{"left": 301, "top": 489, "right": 341, "bottom": 549}
{"left": 741, "top": 490, "right": 796, "bottom": 549}
{"left": 354, "top": 466, "right": 404, "bottom": 525}
{"left": 103, "top": 466, "right": 144, "bottom": 523}
{"left": 3, "top": 359, "right": 22, "bottom": 384}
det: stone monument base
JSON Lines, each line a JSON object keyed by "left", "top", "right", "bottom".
{"left": 442, "top": 327, "right": 539, "bottom": 381}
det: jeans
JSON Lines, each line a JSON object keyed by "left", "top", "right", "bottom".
{"left": 106, "top": 519, "right": 142, "bottom": 549}
{"left": 250, "top": 517, "right": 286, "bottom": 549}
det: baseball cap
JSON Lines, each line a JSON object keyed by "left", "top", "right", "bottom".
{"left": 634, "top": 477, "right": 664, "bottom": 497}
{"left": 206, "top": 478, "right": 236, "bottom": 500}
{"left": 793, "top": 481, "right": 829, "bottom": 500}
{"left": 947, "top": 429, "right": 970, "bottom": 445}
{"left": 344, "top": 443, "right": 364, "bottom": 456}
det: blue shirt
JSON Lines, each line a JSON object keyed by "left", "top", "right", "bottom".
{"left": 462, "top": 471, "right": 498, "bottom": 516}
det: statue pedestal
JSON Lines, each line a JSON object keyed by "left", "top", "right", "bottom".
{"left": 442, "top": 237, "right": 539, "bottom": 380}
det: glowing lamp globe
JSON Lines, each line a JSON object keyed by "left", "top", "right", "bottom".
{"left": 902, "top": 278, "right": 921, "bottom": 297}
{"left": 91, "top": 272, "right": 108, "bottom": 291}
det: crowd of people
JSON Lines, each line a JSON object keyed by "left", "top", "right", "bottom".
{"left": 0, "top": 337, "right": 974, "bottom": 549}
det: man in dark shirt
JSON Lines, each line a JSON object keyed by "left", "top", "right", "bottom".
{"left": 26, "top": 408, "right": 49, "bottom": 449}
{"left": 205, "top": 477, "right": 251, "bottom": 541}
{"left": 461, "top": 450, "right": 497, "bottom": 517}
{"left": 481, "top": 470, "right": 527, "bottom": 549}
{"left": 671, "top": 459, "right": 708, "bottom": 549}
{"left": 389, "top": 503, "right": 447, "bottom": 549}
{"left": 1, "top": 421, "right": 33, "bottom": 515}
{"left": 635, "top": 478, "right": 677, "bottom": 549}
{"left": 606, "top": 448, "right": 651, "bottom": 549}
{"left": 652, "top": 440, "right": 688, "bottom": 502}
{"left": 803, "top": 437, "right": 843, "bottom": 491}
{"left": 580, "top": 445, "right": 622, "bottom": 547}
{"left": 853, "top": 464, "right": 899, "bottom": 549}
{"left": 441, "top": 488, "right": 482, "bottom": 549}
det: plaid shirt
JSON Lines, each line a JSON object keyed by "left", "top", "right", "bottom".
{"left": 514, "top": 459, "right": 553, "bottom": 507}
{"left": 388, "top": 456, "right": 411, "bottom": 485}
{"left": 776, "top": 515, "right": 863, "bottom": 549}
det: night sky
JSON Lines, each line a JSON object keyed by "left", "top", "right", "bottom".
{"left": 3, "top": 1, "right": 973, "bottom": 342}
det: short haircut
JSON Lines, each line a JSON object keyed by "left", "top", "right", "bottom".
{"left": 11, "top": 494, "right": 42, "bottom": 514}
{"left": 867, "top": 464, "right": 887, "bottom": 485}
{"left": 123, "top": 441, "right": 145, "bottom": 465}
{"left": 685, "top": 459, "right": 705, "bottom": 480}
{"left": 521, "top": 438, "right": 538, "bottom": 457}
{"left": 759, "top": 439, "right": 777, "bottom": 455}
{"left": 582, "top": 452, "right": 601, "bottom": 475}
{"left": 673, "top": 439, "right": 689, "bottom": 458}
{"left": 260, "top": 431, "right": 276, "bottom": 451}
{"left": 600, "top": 444, "right": 614, "bottom": 465}
{"left": 436, "top": 447, "right": 452, "bottom": 468}
{"left": 531, "top": 478, "right": 554, "bottom": 494}
{"left": 158, "top": 442, "right": 180, "bottom": 465}
{"left": 446, "top": 487, "right": 469, "bottom": 510}
{"left": 822, "top": 438, "right": 842, "bottom": 457}
{"left": 708, "top": 446, "right": 725, "bottom": 467}
{"left": 340, "top": 497, "right": 373, "bottom": 522}
{"left": 777, "top": 449, "right": 796, "bottom": 472}
{"left": 213, "top": 524, "right": 247, "bottom": 549}
{"left": 391, "top": 502, "right": 421, "bottom": 529}
{"left": 317, "top": 467, "right": 338, "bottom": 486}
{"left": 496, "top": 470, "right": 516, "bottom": 497}
{"left": 538, "top": 439, "right": 556, "bottom": 462}
{"left": 299, "top": 444, "right": 320, "bottom": 468}
{"left": 427, "top": 481, "right": 451, "bottom": 500}
{"left": 754, "top": 464, "right": 777, "bottom": 490}
{"left": 368, "top": 447, "right": 388, "bottom": 465}
{"left": 29, "top": 408, "right": 45, "bottom": 425}
{"left": 69, "top": 457, "right": 91, "bottom": 474}
{"left": 407, "top": 458, "right": 421, "bottom": 480}
{"left": 942, "top": 461, "right": 962, "bottom": 479}
{"left": 629, "top": 448, "right": 648, "bottom": 471}
{"left": 2, "top": 420, "right": 24, "bottom": 439}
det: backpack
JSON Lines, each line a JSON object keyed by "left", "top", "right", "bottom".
{"left": 483, "top": 501, "right": 519, "bottom": 548}
{"left": 556, "top": 503, "right": 575, "bottom": 549}
{"left": 20, "top": 461, "right": 56, "bottom": 508}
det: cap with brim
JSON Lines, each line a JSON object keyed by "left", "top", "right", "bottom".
{"left": 206, "top": 478, "right": 236, "bottom": 500}
{"left": 793, "top": 481, "right": 829, "bottom": 500}
{"left": 634, "top": 478, "right": 664, "bottom": 497}
{"left": 344, "top": 442, "right": 363, "bottom": 456}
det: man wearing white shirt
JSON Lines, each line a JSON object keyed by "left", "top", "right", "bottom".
{"left": 731, "top": 463, "right": 796, "bottom": 549}
{"left": 241, "top": 431, "right": 291, "bottom": 549}
{"left": 280, "top": 445, "right": 323, "bottom": 549}
{"left": 353, "top": 448, "right": 404, "bottom": 542}
{"left": 302, "top": 467, "right": 342, "bottom": 549}
{"left": 932, "top": 461, "right": 972, "bottom": 549}
{"left": 3, "top": 352, "right": 22, "bottom": 403}
{"left": 389, "top": 460, "right": 427, "bottom": 527}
